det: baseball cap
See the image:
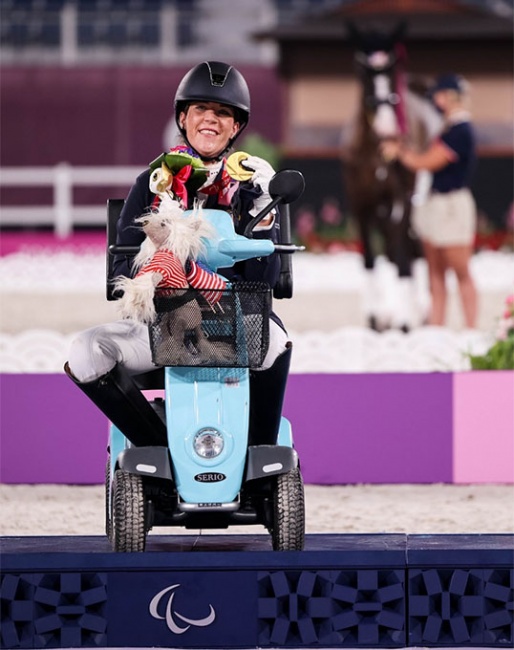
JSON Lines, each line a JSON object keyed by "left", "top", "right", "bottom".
{"left": 431, "top": 73, "right": 466, "bottom": 94}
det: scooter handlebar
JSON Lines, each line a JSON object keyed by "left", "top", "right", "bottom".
{"left": 274, "top": 244, "right": 306, "bottom": 253}
{"left": 217, "top": 238, "right": 275, "bottom": 260}
{"left": 243, "top": 196, "right": 282, "bottom": 238}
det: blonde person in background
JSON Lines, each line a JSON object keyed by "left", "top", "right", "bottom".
{"left": 382, "top": 73, "right": 478, "bottom": 329}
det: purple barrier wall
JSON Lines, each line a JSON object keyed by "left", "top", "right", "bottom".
{"left": 1, "top": 372, "right": 513, "bottom": 485}
{"left": 0, "top": 375, "right": 108, "bottom": 484}
{"left": 286, "top": 374, "right": 453, "bottom": 484}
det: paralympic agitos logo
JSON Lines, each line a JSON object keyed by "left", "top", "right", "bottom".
{"left": 149, "top": 584, "right": 216, "bottom": 635}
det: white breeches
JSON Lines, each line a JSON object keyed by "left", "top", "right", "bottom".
{"left": 67, "top": 318, "right": 289, "bottom": 383}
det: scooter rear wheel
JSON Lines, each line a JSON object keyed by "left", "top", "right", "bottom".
{"left": 271, "top": 468, "right": 305, "bottom": 551}
{"left": 111, "top": 469, "right": 147, "bottom": 552}
{"left": 105, "top": 457, "right": 112, "bottom": 542}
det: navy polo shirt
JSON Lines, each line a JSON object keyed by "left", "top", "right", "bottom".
{"left": 432, "top": 119, "right": 476, "bottom": 193}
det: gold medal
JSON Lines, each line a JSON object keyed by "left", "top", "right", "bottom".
{"left": 225, "top": 151, "right": 253, "bottom": 181}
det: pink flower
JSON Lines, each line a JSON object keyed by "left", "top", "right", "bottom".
{"left": 496, "top": 323, "right": 509, "bottom": 341}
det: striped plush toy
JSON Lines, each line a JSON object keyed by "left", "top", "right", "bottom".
{"left": 113, "top": 198, "right": 227, "bottom": 324}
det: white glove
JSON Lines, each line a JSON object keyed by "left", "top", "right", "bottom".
{"left": 242, "top": 155, "right": 275, "bottom": 194}
{"left": 241, "top": 155, "right": 276, "bottom": 223}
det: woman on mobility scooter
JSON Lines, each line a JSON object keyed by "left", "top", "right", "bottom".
{"left": 65, "top": 61, "right": 304, "bottom": 550}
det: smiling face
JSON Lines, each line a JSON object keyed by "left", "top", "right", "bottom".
{"left": 179, "top": 101, "right": 240, "bottom": 159}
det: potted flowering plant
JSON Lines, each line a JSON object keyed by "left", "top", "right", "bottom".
{"left": 469, "top": 295, "right": 514, "bottom": 370}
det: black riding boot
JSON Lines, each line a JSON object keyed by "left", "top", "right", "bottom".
{"left": 64, "top": 362, "right": 167, "bottom": 447}
{"left": 248, "top": 343, "right": 292, "bottom": 446}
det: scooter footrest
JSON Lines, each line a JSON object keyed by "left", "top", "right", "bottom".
{"left": 117, "top": 446, "right": 173, "bottom": 481}
{"left": 245, "top": 445, "right": 299, "bottom": 481}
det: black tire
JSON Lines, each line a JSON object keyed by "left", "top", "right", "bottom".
{"left": 111, "top": 469, "right": 147, "bottom": 552}
{"left": 105, "top": 457, "right": 112, "bottom": 542}
{"left": 271, "top": 468, "right": 305, "bottom": 551}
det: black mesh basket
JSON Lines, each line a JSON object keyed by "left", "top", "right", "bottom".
{"left": 149, "top": 282, "right": 271, "bottom": 368}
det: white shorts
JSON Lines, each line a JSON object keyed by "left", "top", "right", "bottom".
{"left": 412, "top": 188, "right": 477, "bottom": 247}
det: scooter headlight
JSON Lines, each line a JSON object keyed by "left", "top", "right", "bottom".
{"left": 193, "top": 428, "right": 224, "bottom": 459}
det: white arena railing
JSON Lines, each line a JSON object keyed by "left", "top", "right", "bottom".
{"left": 0, "top": 164, "right": 142, "bottom": 237}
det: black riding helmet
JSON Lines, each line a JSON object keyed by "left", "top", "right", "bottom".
{"left": 174, "top": 61, "right": 251, "bottom": 161}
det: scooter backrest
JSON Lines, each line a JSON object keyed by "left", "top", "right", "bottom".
{"left": 107, "top": 198, "right": 125, "bottom": 301}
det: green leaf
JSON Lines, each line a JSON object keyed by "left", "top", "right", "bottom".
{"left": 468, "top": 338, "right": 514, "bottom": 370}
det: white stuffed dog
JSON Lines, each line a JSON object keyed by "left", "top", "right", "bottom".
{"left": 113, "top": 199, "right": 225, "bottom": 324}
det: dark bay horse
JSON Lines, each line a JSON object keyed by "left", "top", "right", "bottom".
{"left": 343, "top": 23, "right": 441, "bottom": 330}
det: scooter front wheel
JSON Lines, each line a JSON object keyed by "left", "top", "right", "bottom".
{"left": 271, "top": 467, "right": 305, "bottom": 551}
{"left": 111, "top": 469, "right": 147, "bottom": 552}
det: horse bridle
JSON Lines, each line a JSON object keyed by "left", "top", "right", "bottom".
{"left": 364, "top": 91, "right": 401, "bottom": 110}
{"left": 355, "top": 50, "right": 398, "bottom": 73}
{"left": 356, "top": 51, "right": 401, "bottom": 112}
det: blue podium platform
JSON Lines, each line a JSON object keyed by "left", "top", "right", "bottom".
{"left": 1, "top": 534, "right": 513, "bottom": 649}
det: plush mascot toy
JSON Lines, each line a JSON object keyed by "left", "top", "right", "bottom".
{"left": 113, "top": 150, "right": 236, "bottom": 363}
{"left": 114, "top": 199, "right": 236, "bottom": 364}
{"left": 113, "top": 198, "right": 227, "bottom": 324}
{"left": 113, "top": 147, "right": 229, "bottom": 324}
{"left": 148, "top": 147, "right": 210, "bottom": 209}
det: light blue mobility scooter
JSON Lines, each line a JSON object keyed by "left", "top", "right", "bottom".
{"left": 105, "top": 170, "right": 306, "bottom": 552}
